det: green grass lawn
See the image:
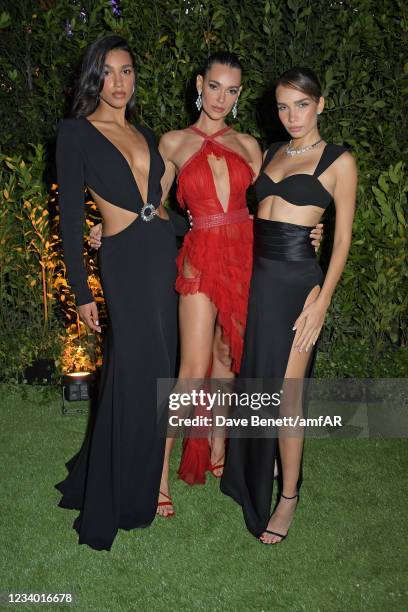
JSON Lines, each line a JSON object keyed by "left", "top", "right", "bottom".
{"left": 1, "top": 384, "right": 407, "bottom": 612}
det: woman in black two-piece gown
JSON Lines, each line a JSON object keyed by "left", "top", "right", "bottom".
{"left": 221, "top": 67, "right": 357, "bottom": 544}
{"left": 55, "top": 36, "right": 181, "bottom": 551}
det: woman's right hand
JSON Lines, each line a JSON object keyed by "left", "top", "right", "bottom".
{"left": 90, "top": 223, "right": 103, "bottom": 249}
{"left": 78, "top": 302, "right": 101, "bottom": 333}
{"left": 187, "top": 209, "right": 193, "bottom": 231}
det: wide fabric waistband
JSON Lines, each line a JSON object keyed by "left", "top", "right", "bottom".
{"left": 193, "top": 208, "right": 250, "bottom": 230}
{"left": 254, "top": 218, "right": 315, "bottom": 261}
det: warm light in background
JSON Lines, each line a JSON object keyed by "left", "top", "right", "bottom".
{"left": 61, "top": 371, "right": 93, "bottom": 414}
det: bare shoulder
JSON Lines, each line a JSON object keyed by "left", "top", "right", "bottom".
{"left": 159, "top": 128, "right": 191, "bottom": 154}
{"left": 159, "top": 129, "right": 185, "bottom": 148}
{"left": 233, "top": 131, "right": 262, "bottom": 161}
{"left": 334, "top": 149, "right": 357, "bottom": 177}
{"left": 234, "top": 131, "right": 260, "bottom": 150}
{"left": 333, "top": 149, "right": 358, "bottom": 201}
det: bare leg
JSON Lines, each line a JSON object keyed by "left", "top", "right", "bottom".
{"left": 260, "top": 285, "right": 321, "bottom": 543}
{"left": 157, "top": 437, "right": 178, "bottom": 516}
{"left": 157, "top": 292, "right": 217, "bottom": 516}
{"left": 209, "top": 324, "right": 234, "bottom": 476}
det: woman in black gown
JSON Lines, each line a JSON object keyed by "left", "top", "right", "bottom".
{"left": 55, "top": 36, "right": 179, "bottom": 551}
{"left": 221, "top": 68, "right": 357, "bottom": 544}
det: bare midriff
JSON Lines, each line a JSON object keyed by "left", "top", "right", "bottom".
{"left": 257, "top": 196, "right": 324, "bottom": 227}
{"left": 88, "top": 188, "right": 169, "bottom": 238}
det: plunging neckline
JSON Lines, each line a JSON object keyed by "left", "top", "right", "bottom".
{"left": 83, "top": 117, "right": 151, "bottom": 206}
{"left": 177, "top": 125, "right": 255, "bottom": 214}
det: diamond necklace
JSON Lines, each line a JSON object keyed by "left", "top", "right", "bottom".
{"left": 285, "top": 138, "right": 323, "bottom": 156}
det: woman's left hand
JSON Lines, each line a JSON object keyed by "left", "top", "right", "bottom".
{"left": 310, "top": 223, "right": 324, "bottom": 252}
{"left": 90, "top": 223, "right": 102, "bottom": 249}
{"left": 293, "top": 296, "right": 329, "bottom": 352}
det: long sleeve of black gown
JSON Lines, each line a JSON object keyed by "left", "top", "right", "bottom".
{"left": 56, "top": 119, "right": 93, "bottom": 306}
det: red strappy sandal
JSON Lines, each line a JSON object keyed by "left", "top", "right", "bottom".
{"left": 156, "top": 491, "right": 175, "bottom": 517}
{"left": 208, "top": 458, "right": 225, "bottom": 478}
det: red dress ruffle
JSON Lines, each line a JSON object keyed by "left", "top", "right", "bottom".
{"left": 175, "top": 126, "right": 254, "bottom": 485}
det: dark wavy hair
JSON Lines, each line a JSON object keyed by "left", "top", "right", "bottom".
{"left": 202, "top": 51, "right": 244, "bottom": 77}
{"left": 276, "top": 67, "right": 321, "bottom": 102}
{"left": 71, "top": 35, "right": 136, "bottom": 118}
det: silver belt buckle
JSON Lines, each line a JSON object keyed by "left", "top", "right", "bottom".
{"left": 140, "top": 203, "right": 157, "bottom": 222}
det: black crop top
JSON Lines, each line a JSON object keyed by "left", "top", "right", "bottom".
{"left": 255, "top": 141, "right": 347, "bottom": 209}
{"left": 56, "top": 117, "right": 187, "bottom": 306}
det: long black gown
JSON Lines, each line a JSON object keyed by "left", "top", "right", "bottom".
{"left": 55, "top": 117, "right": 182, "bottom": 551}
{"left": 221, "top": 142, "right": 347, "bottom": 538}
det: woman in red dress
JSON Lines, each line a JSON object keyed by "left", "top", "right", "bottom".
{"left": 156, "top": 53, "right": 262, "bottom": 514}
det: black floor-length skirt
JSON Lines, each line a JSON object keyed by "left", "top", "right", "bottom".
{"left": 55, "top": 216, "right": 178, "bottom": 551}
{"left": 221, "top": 219, "right": 323, "bottom": 537}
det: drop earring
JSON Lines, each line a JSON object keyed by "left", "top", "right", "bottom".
{"left": 232, "top": 100, "right": 238, "bottom": 119}
{"left": 195, "top": 91, "right": 202, "bottom": 111}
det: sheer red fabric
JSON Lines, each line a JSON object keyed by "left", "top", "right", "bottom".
{"left": 175, "top": 126, "right": 254, "bottom": 372}
{"left": 175, "top": 126, "right": 254, "bottom": 485}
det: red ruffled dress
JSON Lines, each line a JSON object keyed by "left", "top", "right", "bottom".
{"left": 175, "top": 125, "right": 254, "bottom": 484}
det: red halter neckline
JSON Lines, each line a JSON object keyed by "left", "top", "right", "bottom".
{"left": 190, "top": 125, "right": 231, "bottom": 139}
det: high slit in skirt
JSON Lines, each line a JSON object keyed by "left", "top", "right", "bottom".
{"left": 220, "top": 219, "right": 324, "bottom": 537}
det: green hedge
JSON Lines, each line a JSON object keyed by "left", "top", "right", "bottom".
{"left": 0, "top": 0, "right": 406, "bottom": 379}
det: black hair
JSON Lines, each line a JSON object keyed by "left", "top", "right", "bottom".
{"left": 276, "top": 67, "right": 321, "bottom": 102}
{"left": 71, "top": 35, "right": 136, "bottom": 118}
{"left": 202, "top": 51, "right": 243, "bottom": 77}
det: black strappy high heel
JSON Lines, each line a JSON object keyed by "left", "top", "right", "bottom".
{"left": 259, "top": 492, "right": 299, "bottom": 545}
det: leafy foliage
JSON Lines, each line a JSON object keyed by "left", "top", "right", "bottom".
{"left": 0, "top": 147, "right": 62, "bottom": 380}
{"left": 0, "top": 0, "right": 406, "bottom": 379}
